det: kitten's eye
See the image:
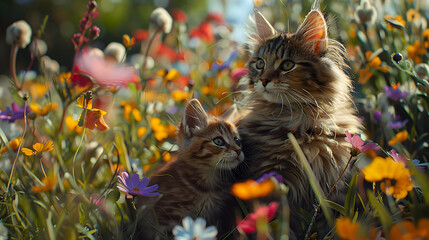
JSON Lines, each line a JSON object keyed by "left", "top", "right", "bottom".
{"left": 234, "top": 137, "right": 241, "bottom": 146}
{"left": 280, "top": 60, "right": 295, "bottom": 71}
{"left": 255, "top": 58, "right": 265, "bottom": 70}
{"left": 213, "top": 137, "right": 225, "bottom": 146}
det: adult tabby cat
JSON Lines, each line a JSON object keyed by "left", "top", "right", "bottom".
{"left": 136, "top": 98, "right": 244, "bottom": 239}
{"left": 237, "top": 4, "right": 362, "bottom": 238}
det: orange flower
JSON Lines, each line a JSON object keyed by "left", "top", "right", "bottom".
{"left": 137, "top": 127, "right": 147, "bottom": 138}
{"left": 201, "top": 79, "right": 216, "bottom": 95}
{"left": 123, "top": 34, "right": 135, "bottom": 48}
{"left": 389, "top": 218, "right": 429, "bottom": 240}
{"left": 144, "top": 150, "right": 171, "bottom": 171}
{"left": 423, "top": 29, "right": 429, "bottom": 48}
{"left": 76, "top": 93, "right": 109, "bottom": 131}
{"left": 30, "top": 102, "right": 59, "bottom": 116}
{"left": 365, "top": 51, "right": 389, "bottom": 73}
{"left": 335, "top": 217, "right": 360, "bottom": 240}
{"left": 59, "top": 72, "right": 72, "bottom": 85}
{"left": 24, "top": 82, "right": 49, "bottom": 99}
{"left": 384, "top": 15, "right": 405, "bottom": 31}
{"left": 120, "top": 101, "right": 142, "bottom": 122}
{"left": 65, "top": 116, "right": 83, "bottom": 134}
{"left": 171, "top": 90, "right": 191, "bottom": 102}
{"left": 21, "top": 140, "right": 54, "bottom": 156}
{"left": 388, "top": 130, "right": 408, "bottom": 145}
{"left": 0, "top": 137, "right": 22, "bottom": 153}
{"left": 231, "top": 179, "right": 275, "bottom": 201}
{"left": 362, "top": 156, "right": 413, "bottom": 199}
{"left": 358, "top": 67, "right": 374, "bottom": 84}
{"left": 406, "top": 41, "right": 426, "bottom": 63}
{"left": 32, "top": 175, "right": 57, "bottom": 193}
{"left": 150, "top": 117, "right": 175, "bottom": 141}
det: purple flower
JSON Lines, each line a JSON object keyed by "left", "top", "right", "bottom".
{"left": 383, "top": 86, "right": 408, "bottom": 101}
{"left": 360, "top": 142, "right": 381, "bottom": 152}
{"left": 256, "top": 171, "right": 283, "bottom": 183}
{"left": 211, "top": 51, "right": 238, "bottom": 71}
{"left": 389, "top": 149, "right": 407, "bottom": 165}
{"left": 117, "top": 172, "right": 160, "bottom": 197}
{"left": 387, "top": 119, "right": 408, "bottom": 129}
{"left": 373, "top": 110, "right": 381, "bottom": 124}
{"left": 0, "top": 103, "right": 30, "bottom": 122}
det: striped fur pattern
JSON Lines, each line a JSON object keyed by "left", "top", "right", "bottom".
{"left": 147, "top": 99, "right": 244, "bottom": 237}
{"left": 237, "top": 6, "right": 362, "bottom": 238}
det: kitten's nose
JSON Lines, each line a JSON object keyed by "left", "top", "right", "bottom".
{"left": 260, "top": 79, "right": 270, "bottom": 87}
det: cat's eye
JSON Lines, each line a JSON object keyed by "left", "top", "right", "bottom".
{"left": 213, "top": 137, "right": 225, "bottom": 146}
{"left": 280, "top": 60, "right": 295, "bottom": 71}
{"left": 255, "top": 58, "right": 265, "bottom": 70}
{"left": 234, "top": 137, "right": 241, "bottom": 146}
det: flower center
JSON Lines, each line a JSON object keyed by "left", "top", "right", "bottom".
{"left": 133, "top": 188, "right": 139, "bottom": 192}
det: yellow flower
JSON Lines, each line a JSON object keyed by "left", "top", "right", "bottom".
{"left": 165, "top": 69, "right": 180, "bottom": 82}
{"left": 389, "top": 218, "right": 429, "bottom": 240}
{"left": 230, "top": 179, "right": 275, "bottom": 201}
{"left": 120, "top": 101, "right": 142, "bottom": 122}
{"left": 150, "top": 117, "right": 176, "bottom": 141}
{"left": 76, "top": 93, "right": 109, "bottom": 131}
{"left": 423, "top": 29, "right": 429, "bottom": 49}
{"left": 365, "top": 51, "right": 388, "bottom": 73}
{"left": 202, "top": 79, "right": 216, "bottom": 95}
{"left": 0, "top": 137, "right": 22, "bottom": 153}
{"left": 22, "top": 140, "right": 54, "bottom": 156}
{"left": 362, "top": 156, "right": 413, "bottom": 199}
{"left": 122, "top": 34, "right": 135, "bottom": 48}
{"left": 59, "top": 72, "right": 72, "bottom": 85}
{"left": 335, "top": 217, "right": 360, "bottom": 240}
{"left": 384, "top": 15, "right": 405, "bottom": 31}
{"left": 171, "top": 90, "right": 191, "bottom": 102}
{"left": 137, "top": 127, "right": 147, "bottom": 138}
{"left": 65, "top": 116, "right": 83, "bottom": 134}
{"left": 407, "top": 41, "right": 426, "bottom": 63}
{"left": 32, "top": 175, "right": 57, "bottom": 193}
{"left": 388, "top": 130, "right": 408, "bottom": 146}
{"left": 30, "top": 102, "right": 59, "bottom": 116}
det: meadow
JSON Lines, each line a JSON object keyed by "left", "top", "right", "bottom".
{"left": 1, "top": 0, "right": 428, "bottom": 239}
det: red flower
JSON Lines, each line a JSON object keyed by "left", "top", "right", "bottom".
{"left": 206, "top": 12, "right": 224, "bottom": 24}
{"left": 156, "top": 43, "right": 185, "bottom": 61}
{"left": 237, "top": 202, "right": 279, "bottom": 233}
{"left": 133, "top": 29, "right": 149, "bottom": 42}
{"left": 172, "top": 9, "right": 187, "bottom": 23}
{"left": 189, "top": 22, "right": 214, "bottom": 43}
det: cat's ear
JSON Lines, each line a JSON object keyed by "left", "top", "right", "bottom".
{"left": 254, "top": 8, "right": 277, "bottom": 41}
{"left": 295, "top": 9, "right": 328, "bottom": 54}
{"left": 183, "top": 99, "right": 208, "bottom": 135}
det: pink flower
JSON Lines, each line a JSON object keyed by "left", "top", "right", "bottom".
{"left": 237, "top": 202, "right": 279, "bottom": 233}
{"left": 345, "top": 130, "right": 380, "bottom": 156}
{"left": 390, "top": 149, "right": 407, "bottom": 166}
{"left": 72, "top": 48, "right": 140, "bottom": 88}
{"left": 230, "top": 68, "right": 248, "bottom": 84}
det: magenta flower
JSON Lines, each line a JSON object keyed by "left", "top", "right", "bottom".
{"left": 72, "top": 48, "right": 140, "bottom": 88}
{"left": 383, "top": 86, "right": 408, "bottom": 101}
{"left": 230, "top": 68, "right": 248, "bottom": 84}
{"left": 117, "top": 172, "right": 160, "bottom": 197}
{"left": 389, "top": 149, "right": 407, "bottom": 166}
{"left": 237, "top": 202, "right": 279, "bottom": 233}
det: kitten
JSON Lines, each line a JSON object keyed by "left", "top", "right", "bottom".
{"left": 138, "top": 99, "right": 244, "bottom": 239}
{"left": 236, "top": 4, "right": 362, "bottom": 239}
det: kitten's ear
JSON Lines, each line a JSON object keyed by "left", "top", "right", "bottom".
{"left": 254, "top": 8, "right": 277, "bottom": 41}
{"left": 295, "top": 9, "right": 328, "bottom": 55}
{"left": 183, "top": 99, "right": 208, "bottom": 135}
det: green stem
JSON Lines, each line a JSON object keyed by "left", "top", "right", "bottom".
{"left": 10, "top": 43, "right": 21, "bottom": 90}
{"left": 72, "top": 127, "right": 86, "bottom": 181}
{"left": 141, "top": 28, "right": 161, "bottom": 85}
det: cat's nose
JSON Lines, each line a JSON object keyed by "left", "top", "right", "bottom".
{"left": 260, "top": 79, "right": 271, "bottom": 87}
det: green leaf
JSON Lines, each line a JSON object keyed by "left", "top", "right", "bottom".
{"left": 325, "top": 199, "right": 346, "bottom": 216}
{"left": 345, "top": 173, "right": 358, "bottom": 217}
{"left": 408, "top": 162, "right": 429, "bottom": 205}
{"left": 106, "top": 189, "right": 120, "bottom": 203}
{"left": 366, "top": 191, "right": 392, "bottom": 230}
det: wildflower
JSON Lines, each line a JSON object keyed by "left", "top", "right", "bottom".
{"left": 355, "top": 0, "right": 377, "bottom": 24}
{"left": 172, "top": 9, "right": 187, "bottom": 23}
{"left": 387, "top": 119, "right": 408, "bottom": 129}
{"left": 256, "top": 172, "right": 283, "bottom": 183}
{"left": 6, "top": 20, "right": 32, "bottom": 48}
{"left": 365, "top": 51, "right": 388, "bottom": 72}
{"left": 116, "top": 172, "right": 159, "bottom": 197}
{"left": 335, "top": 217, "right": 361, "bottom": 240}
{"left": 406, "top": 41, "right": 426, "bottom": 63}
{"left": 144, "top": 149, "right": 171, "bottom": 171}
{"left": 384, "top": 15, "right": 405, "bottom": 30}
{"left": 76, "top": 94, "right": 109, "bottom": 131}
{"left": 358, "top": 67, "right": 374, "bottom": 84}
{"left": 29, "top": 39, "right": 47, "bottom": 56}
{"left": 87, "top": 26, "right": 100, "bottom": 41}
{"left": 150, "top": 117, "right": 176, "bottom": 141}
{"left": 120, "top": 101, "right": 142, "bottom": 122}
{"left": 72, "top": 48, "right": 140, "bottom": 89}
{"left": 407, "top": 9, "right": 427, "bottom": 35}
{"left": 0, "top": 137, "right": 22, "bottom": 154}
{"left": 123, "top": 34, "right": 135, "bottom": 48}
{"left": 104, "top": 42, "right": 126, "bottom": 63}
{"left": 345, "top": 130, "right": 380, "bottom": 156}
{"left": 388, "top": 130, "right": 408, "bottom": 145}
{"left": 156, "top": 43, "right": 185, "bottom": 61}
{"left": 362, "top": 156, "right": 413, "bottom": 199}
{"left": 389, "top": 149, "right": 407, "bottom": 166}
{"left": 149, "top": 8, "right": 173, "bottom": 34}
{"left": 230, "top": 68, "right": 248, "bottom": 84}
{"left": 133, "top": 29, "right": 149, "bottom": 42}
{"left": 32, "top": 175, "right": 57, "bottom": 193}
{"left": 40, "top": 56, "right": 60, "bottom": 74}
{"left": 21, "top": 140, "right": 54, "bottom": 156}
{"left": 237, "top": 202, "right": 279, "bottom": 233}
{"left": 172, "top": 216, "right": 218, "bottom": 240}
{"left": 29, "top": 102, "right": 59, "bottom": 116}
{"left": 383, "top": 85, "right": 408, "bottom": 101}
{"left": 189, "top": 22, "right": 214, "bottom": 43}
{"left": 373, "top": 110, "right": 381, "bottom": 124}
{"left": 137, "top": 127, "right": 147, "bottom": 138}
{"left": 423, "top": 29, "right": 429, "bottom": 49}
{"left": 59, "top": 72, "right": 72, "bottom": 85}
{"left": 65, "top": 116, "right": 83, "bottom": 134}
{"left": 389, "top": 218, "right": 429, "bottom": 240}
{"left": 211, "top": 51, "right": 238, "bottom": 71}
{"left": 231, "top": 179, "right": 275, "bottom": 201}
{"left": 0, "top": 103, "right": 30, "bottom": 122}
{"left": 171, "top": 90, "right": 191, "bottom": 102}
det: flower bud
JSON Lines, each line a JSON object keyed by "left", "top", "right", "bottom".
{"left": 6, "top": 20, "right": 32, "bottom": 48}
{"left": 355, "top": 0, "right": 377, "bottom": 25}
{"left": 149, "top": 8, "right": 173, "bottom": 34}
{"left": 29, "top": 39, "right": 47, "bottom": 56}
{"left": 415, "top": 63, "right": 429, "bottom": 81}
{"left": 104, "top": 42, "right": 126, "bottom": 63}
{"left": 40, "top": 56, "right": 60, "bottom": 74}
